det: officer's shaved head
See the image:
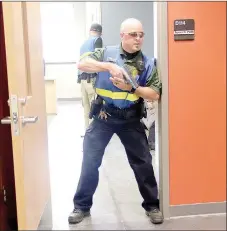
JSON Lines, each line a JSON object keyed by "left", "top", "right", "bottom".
{"left": 120, "top": 18, "right": 144, "bottom": 53}
{"left": 120, "top": 18, "right": 143, "bottom": 33}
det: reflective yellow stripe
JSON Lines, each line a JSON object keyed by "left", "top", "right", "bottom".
{"left": 95, "top": 88, "right": 139, "bottom": 102}
{"left": 79, "top": 52, "right": 93, "bottom": 60}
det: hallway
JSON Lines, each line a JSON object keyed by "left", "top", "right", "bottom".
{"left": 44, "top": 101, "right": 226, "bottom": 230}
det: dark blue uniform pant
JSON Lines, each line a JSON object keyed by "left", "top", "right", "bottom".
{"left": 73, "top": 118, "right": 159, "bottom": 212}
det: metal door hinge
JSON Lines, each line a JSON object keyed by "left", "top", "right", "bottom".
{"left": 2, "top": 186, "right": 7, "bottom": 203}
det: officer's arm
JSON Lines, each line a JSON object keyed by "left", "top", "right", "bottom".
{"left": 77, "top": 48, "right": 111, "bottom": 72}
{"left": 94, "top": 37, "right": 103, "bottom": 49}
{"left": 134, "top": 65, "right": 161, "bottom": 101}
{"left": 135, "top": 86, "right": 160, "bottom": 101}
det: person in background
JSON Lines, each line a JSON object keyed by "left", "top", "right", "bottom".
{"left": 78, "top": 23, "right": 103, "bottom": 136}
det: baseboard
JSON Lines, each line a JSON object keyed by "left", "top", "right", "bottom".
{"left": 38, "top": 198, "right": 53, "bottom": 230}
{"left": 170, "top": 201, "right": 226, "bottom": 217}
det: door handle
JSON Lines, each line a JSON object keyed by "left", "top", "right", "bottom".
{"left": 21, "top": 116, "right": 38, "bottom": 125}
{"left": 3, "top": 95, "right": 38, "bottom": 136}
{"left": 1, "top": 116, "right": 11, "bottom": 124}
{"left": 1, "top": 116, "right": 38, "bottom": 125}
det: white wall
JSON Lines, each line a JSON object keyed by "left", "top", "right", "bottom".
{"left": 85, "top": 2, "right": 101, "bottom": 37}
{"left": 72, "top": 2, "right": 87, "bottom": 58}
{"left": 41, "top": 2, "right": 86, "bottom": 99}
{"left": 41, "top": 2, "right": 102, "bottom": 99}
{"left": 100, "top": 2, "right": 154, "bottom": 57}
{"left": 55, "top": 2, "right": 86, "bottom": 99}
{"left": 45, "top": 64, "right": 81, "bottom": 99}
{"left": 40, "top": 2, "right": 79, "bottom": 62}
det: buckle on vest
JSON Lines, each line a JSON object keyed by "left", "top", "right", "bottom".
{"left": 136, "top": 60, "right": 145, "bottom": 71}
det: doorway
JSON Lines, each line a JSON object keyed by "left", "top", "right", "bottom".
{"left": 39, "top": 1, "right": 168, "bottom": 229}
{"left": 0, "top": 1, "right": 169, "bottom": 229}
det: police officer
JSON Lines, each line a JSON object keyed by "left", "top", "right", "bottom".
{"left": 69, "top": 18, "right": 163, "bottom": 225}
{"left": 78, "top": 23, "right": 103, "bottom": 132}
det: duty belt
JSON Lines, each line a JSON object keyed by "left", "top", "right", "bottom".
{"left": 79, "top": 73, "right": 96, "bottom": 80}
{"left": 103, "top": 103, "right": 142, "bottom": 120}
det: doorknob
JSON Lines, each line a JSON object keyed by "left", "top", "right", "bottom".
{"left": 1, "top": 116, "right": 11, "bottom": 124}
{"left": 1, "top": 114, "right": 18, "bottom": 125}
{"left": 1, "top": 116, "right": 38, "bottom": 125}
{"left": 3, "top": 95, "right": 39, "bottom": 136}
{"left": 21, "top": 116, "right": 38, "bottom": 125}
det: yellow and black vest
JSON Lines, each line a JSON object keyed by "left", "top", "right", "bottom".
{"left": 95, "top": 45, "right": 156, "bottom": 109}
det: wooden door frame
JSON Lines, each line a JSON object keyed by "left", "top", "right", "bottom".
{"left": 156, "top": 1, "right": 170, "bottom": 219}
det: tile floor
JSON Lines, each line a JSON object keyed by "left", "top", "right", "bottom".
{"left": 44, "top": 101, "right": 226, "bottom": 230}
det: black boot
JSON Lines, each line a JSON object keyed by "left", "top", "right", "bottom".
{"left": 146, "top": 207, "right": 164, "bottom": 224}
{"left": 68, "top": 208, "right": 90, "bottom": 224}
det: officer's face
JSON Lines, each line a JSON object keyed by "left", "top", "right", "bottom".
{"left": 121, "top": 23, "right": 144, "bottom": 53}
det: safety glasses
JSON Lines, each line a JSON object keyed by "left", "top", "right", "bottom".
{"left": 124, "top": 32, "right": 145, "bottom": 38}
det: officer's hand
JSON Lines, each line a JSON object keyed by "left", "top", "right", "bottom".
{"left": 108, "top": 63, "right": 124, "bottom": 79}
{"left": 110, "top": 76, "right": 132, "bottom": 91}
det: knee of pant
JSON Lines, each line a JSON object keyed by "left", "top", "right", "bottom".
{"left": 84, "top": 138, "right": 105, "bottom": 153}
{"left": 82, "top": 152, "right": 103, "bottom": 170}
{"left": 84, "top": 130, "right": 108, "bottom": 153}
{"left": 83, "top": 129, "right": 96, "bottom": 145}
{"left": 128, "top": 149, "right": 152, "bottom": 165}
{"left": 83, "top": 135, "right": 105, "bottom": 163}
{"left": 130, "top": 161, "right": 154, "bottom": 176}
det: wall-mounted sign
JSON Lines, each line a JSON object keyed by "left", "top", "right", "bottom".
{"left": 174, "top": 19, "right": 195, "bottom": 41}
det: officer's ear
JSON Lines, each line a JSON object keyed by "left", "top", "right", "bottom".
{"left": 120, "top": 33, "right": 124, "bottom": 39}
